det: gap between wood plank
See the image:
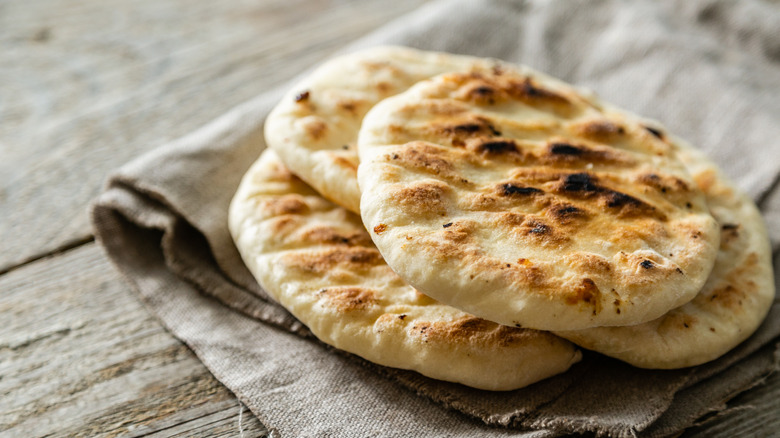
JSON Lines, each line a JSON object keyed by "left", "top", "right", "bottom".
{"left": 0, "top": 234, "right": 95, "bottom": 276}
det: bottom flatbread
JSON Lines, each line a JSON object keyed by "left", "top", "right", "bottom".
{"left": 229, "top": 149, "right": 581, "bottom": 390}
{"left": 556, "top": 137, "right": 775, "bottom": 368}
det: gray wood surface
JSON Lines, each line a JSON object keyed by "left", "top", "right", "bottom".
{"left": 0, "top": 244, "right": 266, "bottom": 437}
{"left": 1, "top": 0, "right": 778, "bottom": 437}
{"left": 0, "top": 0, "right": 423, "bottom": 272}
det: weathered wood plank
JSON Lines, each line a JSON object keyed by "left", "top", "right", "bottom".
{"left": 0, "top": 0, "right": 426, "bottom": 271}
{"left": 0, "top": 243, "right": 266, "bottom": 437}
{"left": 682, "top": 368, "right": 780, "bottom": 438}
{"left": 0, "top": 242, "right": 778, "bottom": 437}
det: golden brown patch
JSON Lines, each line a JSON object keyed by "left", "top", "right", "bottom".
{"left": 411, "top": 316, "right": 534, "bottom": 348}
{"left": 460, "top": 192, "right": 501, "bottom": 211}
{"left": 318, "top": 287, "right": 376, "bottom": 312}
{"left": 304, "top": 118, "right": 327, "bottom": 140}
{"left": 301, "top": 226, "right": 372, "bottom": 247}
{"left": 337, "top": 98, "right": 364, "bottom": 114}
{"left": 268, "top": 215, "right": 304, "bottom": 236}
{"left": 458, "top": 80, "right": 501, "bottom": 105}
{"left": 509, "top": 77, "right": 571, "bottom": 106}
{"left": 707, "top": 284, "right": 748, "bottom": 311}
{"left": 397, "top": 100, "right": 467, "bottom": 119}
{"left": 376, "top": 81, "right": 392, "bottom": 94}
{"left": 508, "top": 167, "right": 567, "bottom": 184}
{"left": 332, "top": 155, "right": 358, "bottom": 171}
{"left": 373, "top": 223, "right": 388, "bottom": 234}
{"left": 268, "top": 163, "right": 298, "bottom": 183}
{"left": 565, "top": 252, "right": 612, "bottom": 275}
{"left": 391, "top": 143, "right": 456, "bottom": 178}
{"left": 495, "top": 211, "right": 526, "bottom": 227}
{"left": 361, "top": 61, "right": 403, "bottom": 76}
{"left": 573, "top": 120, "right": 626, "bottom": 141}
{"left": 565, "top": 278, "right": 602, "bottom": 313}
{"left": 393, "top": 181, "right": 450, "bottom": 217}
{"left": 441, "top": 220, "right": 476, "bottom": 243}
{"left": 264, "top": 196, "right": 309, "bottom": 216}
{"left": 658, "top": 312, "right": 699, "bottom": 335}
{"left": 452, "top": 73, "right": 575, "bottom": 117}
{"left": 707, "top": 252, "right": 760, "bottom": 310}
{"left": 282, "top": 247, "right": 383, "bottom": 274}
{"left": 637, "top": 173, "right": 692, "bottom": 195}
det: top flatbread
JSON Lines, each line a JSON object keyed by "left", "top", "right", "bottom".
{"left": 264, "top": 46, "right": 495, "bottom": 213}
{"left": 357, "top": 68, "right": 721, "bottom": 331}
{"left": 228, "top": 149, "right": 581, "bottom": 391}
{"left": 555, "top": 139, "right": 775, "bottom": 368}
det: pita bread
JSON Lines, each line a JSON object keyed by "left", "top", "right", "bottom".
{"left": 555, "top": 140, "right": 775, "bottom": 368}
{"left": 264, "top": 46, "right": 495, "bottom": 213}
{"left": 228, "top": 149, "right": 581, "bottom": 391}
{"left": 357, "top": 68, "right": 721, "bottom": 331}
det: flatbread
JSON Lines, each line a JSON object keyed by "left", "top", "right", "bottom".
{"left": 357, "top": 68, "right": 721, "bottom": 331}
{"left": 264, "top": 46, "right": 495, "bottom": 213}
{"left": 228, "top": 149, "right": 581, "bottom": 391}
{"left": 555, "top": 140, "right": 775, "bottom": 368}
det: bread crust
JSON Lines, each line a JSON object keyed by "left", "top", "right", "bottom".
{"left": 358, "top": 68, "right": 721, "bottom": 331}
{"left": 555, "top": 138, "right": 775, "bottom": 368}
{"left": 264, "top": 46, "right": 496, "bottom": 213}
{"left": 228, "top": 150, "right": 581, "bottom": 390}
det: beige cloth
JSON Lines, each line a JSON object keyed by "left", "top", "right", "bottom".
{"left": 92, "top": 0, "right": 780, "bottom": 436}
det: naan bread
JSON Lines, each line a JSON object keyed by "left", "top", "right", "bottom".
{"left": 264, "top": 46, "right": 495, "bottom": 213}
{"left": 228, "top": 149, "right": 581, "bottom": 391}
{"left": 358, "top": 68, "right": 721, "bottom": 331}
{"left": 555, "top": 141, "right": 775, "bottom": 368}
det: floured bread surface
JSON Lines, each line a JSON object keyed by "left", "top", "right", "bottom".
{"left": 556, "top": 142, "right": 775, "bottom": 368}
{"left": 228, "top": 149, "right": 581, "bottom": 391}
{"left": 358, "top": 68, "right": 720, "bottom": 331}
{"left": 264, "top": 46, "right": 495, "bottom": 213}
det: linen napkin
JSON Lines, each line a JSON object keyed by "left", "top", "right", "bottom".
{"left": 92, "top": 0, "right": 780, "bottom": 436}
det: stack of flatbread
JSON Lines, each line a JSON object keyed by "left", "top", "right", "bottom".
{"left": 229, "top": 47, "right": 774, "bottom": 391}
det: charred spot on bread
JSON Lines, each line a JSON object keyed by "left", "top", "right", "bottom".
{"left": 555, "top": 173, "right": 661, "bottom": 219}
{"left": 644, "top": 126, "right": 664, "bottom": 139}
{"left": 501, "top": 183, "right": 543, "bottom": 196}
{"left": 560, "top": 173, "right": 599, "bottom": 192}
{"left": 476, "top": 140, "right": 519, "bottom": 155}
{"left": 294, "top": 90, "right": 310, "bottom": 102}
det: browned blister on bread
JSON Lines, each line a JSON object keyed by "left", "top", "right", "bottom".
{"left": 358, "top": 68, "right": 721, "bottom": 331}
{"left": 555, "top": 143, "right": 774, "bottom": 368}
{"left": 229, "top": 150, "right": 581, "bottom": 390}
{"left": 264, "top": 46, "right": 498, "bottom": 213}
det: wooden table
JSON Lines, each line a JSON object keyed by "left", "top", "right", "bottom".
{"left": 2, "top": 1, "right": 778, "bottom": 436}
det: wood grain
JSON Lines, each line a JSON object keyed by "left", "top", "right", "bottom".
{"left": 682, "top": 369, "right": 780, "bottom": 438}
{"left": 2, "top": 0, "right": 778, "bottom": 436}
{"left": 0, "top": 0, "right": 425, "bottom": 272}
{"left": 0, "top": 243, "right": 266, "bottom": 437}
